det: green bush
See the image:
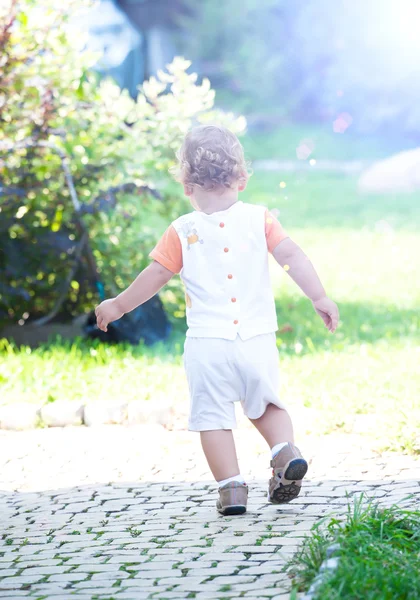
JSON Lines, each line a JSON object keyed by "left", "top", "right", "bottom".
{"left": 0, "top": 0, "right": 245, "bottom": 327}
{"left": 176, "top": 0, "right": 293, "bottom": 115}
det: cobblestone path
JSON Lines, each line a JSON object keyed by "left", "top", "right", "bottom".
{"left": 1, "top": 425, "right": 419, "bottom": 599}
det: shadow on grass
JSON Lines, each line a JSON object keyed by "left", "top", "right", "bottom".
{"left": 1, "top": 295, "right": 418, "bottom": 362}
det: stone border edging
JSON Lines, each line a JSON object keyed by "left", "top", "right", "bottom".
{"left": 0, "top": 400, "right": 172, "bottom": 430}
{"left": 301, "top": 543, "right": 341, "bottom": 599}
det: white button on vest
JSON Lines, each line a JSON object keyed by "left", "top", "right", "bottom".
{"left": 173, "top": 202, "right": 278, "bottom": 340}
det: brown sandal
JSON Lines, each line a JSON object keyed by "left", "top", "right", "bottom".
{"left": 216, "top": 481, "right": 248, "bottom": 515}
{"left": 268, "top": 443, "right": 308, "bottom": 504}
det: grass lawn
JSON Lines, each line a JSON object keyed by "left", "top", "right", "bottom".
{"left": 1, "top": 134, "right": 419, "bottom": 453}
{"left": 290, "top": 496, "right": 420, "bottom": 599}
{"left": 242, "top": 123, "right": 418, "bottom": 161}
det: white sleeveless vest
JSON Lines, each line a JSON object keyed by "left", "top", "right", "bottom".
{"left": 172, "top": 201, "right": 278, "bottom": 340}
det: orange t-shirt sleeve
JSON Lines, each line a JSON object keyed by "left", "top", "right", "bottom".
{"left": 149, "top": 225, "right": 183, "bottom": 274}
{"left": 265, "top": 208, "right": 288, "bottom": 253}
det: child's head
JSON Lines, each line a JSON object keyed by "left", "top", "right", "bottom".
{"left": 172, "top": 125, "right": 249, "bottom": 199}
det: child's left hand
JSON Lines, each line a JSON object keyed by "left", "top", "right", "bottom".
{"left": 95, "top": 298, "right": 124, "bottom": 332}
{"left": 312, "top": 296, "right": 339, "bottom": 333}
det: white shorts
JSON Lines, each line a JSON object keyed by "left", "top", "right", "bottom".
{"left": 183, "top": 333, "right": 287, "bottom": 431}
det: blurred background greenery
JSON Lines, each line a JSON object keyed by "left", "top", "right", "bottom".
{"left": 0, "top": 0, "right": 419, "bottom": 452}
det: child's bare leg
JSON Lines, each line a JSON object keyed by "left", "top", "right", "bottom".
{"left": 251, "top": 404, "right": 307, "bottom": 504}
{"left": 200, "top": 430, "right": 240, "bottom": 481}
{"left": 201, "top": 429, "right": 248, "bottom": 515}
{"left": 249, "top": 403, "right": 294, "bottom": 448}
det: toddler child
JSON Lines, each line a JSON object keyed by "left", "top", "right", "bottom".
{"left": 95, "top": 125, "right": 339, "bottom": 515}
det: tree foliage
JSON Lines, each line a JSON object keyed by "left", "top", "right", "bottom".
{"left": 0, "top": 0, "right": 245, "bottom": 327}
{"left": 177, "top": 0, "right": 420, "bottom": 135}
{"left": 176, "top": 0, "right": 293, "bottom": 115}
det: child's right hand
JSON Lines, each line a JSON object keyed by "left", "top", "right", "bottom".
{"left": 312, "top": 296, "right": 339, "bottom": 333}
{"left": 95, "top": 298, "right": 124, "bottom": 332}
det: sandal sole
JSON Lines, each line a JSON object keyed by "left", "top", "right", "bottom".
{"left": 217, "top": 505, "right": 247, "bottom": 516}
{"left": 269, "top": 458, "right": 309, "bottom": 505}
{"left": 271, "top": 482, "right": 302, "bottom": 504}
{"left": 284, "top": 458, "right": 308, "bottom": 482}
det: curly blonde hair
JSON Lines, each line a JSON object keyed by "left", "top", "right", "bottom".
{"left": 171, "top": 125, "right": 250, "bottom": 191}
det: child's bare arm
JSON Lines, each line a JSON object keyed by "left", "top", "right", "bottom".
{"left": 95, "top": 261, "right": 173, "bottom": 332}
{"left": 272, "top": 238, "right": 339, "bottom": 332}
{"left": 272, "top": 238, "right": 325, "bottom": 301}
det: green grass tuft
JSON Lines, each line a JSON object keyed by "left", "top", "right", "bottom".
{"left": 291, "top": 494, "right": 420, "bottom": 599}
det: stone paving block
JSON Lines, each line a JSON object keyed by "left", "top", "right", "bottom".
{"left": 27, "top": 550, "right": 62, "bottom": 560}
{"left": 262, "top": 537, "right": 301, "bottom": 546}
{"left": 5, "top": 544, "right": 46, "bottom": 555}
{"left": 193, "top": 594, "right": 239, "bottom": 600}
{"left": 238, "top": 565, "right": 284, "bottom": 576}
{"left": 245, "top": 554, "right": 285, "bottom": 562}
{"left": 83, "top": 401, "right": 128, "bottom": 426}
{"left": 147, "top": 593, "right": 199, "bottom": 600}
{"left": 110, "top": 593, "right": 152, "bottom": 599}
{"left": 54, "top": 597, "right": 91, "bottom": 600}
{"left": 234, "top": 545, "right": 279, "bottom": 554}
{"left": 0, "top": 568, "right": 19, "bottom": 576}
{"left": 0, "top": 574, "right": 43, "bottom": 587}
{"left": 172, "top": 582, "right": 235, "bottom": 592}
{"left": 28, "top": 585, "right": 70, "bottom": 594}
{"left": 71, "top": 563, "right": 125, "bottom": 572}
{"left": 0, "top": 593, "right": 32, "bottom": 598}
{"left": 55, "top": 544, "right": 105, "bottom": 555}
{"left": 193, "top": 545, "right": 242, "bottom": 554}
{"left": 72, "top": 591, "right": 103, "bottom": 600}
{"left": 133, "top": 560, "right": 180, "bottom": 571}
{"left": 234, "top": 581, "right": 285, "bottom": 593}
{"left": 65, "top": 556, "right": 108, "bottom": 565}
{"left": 71, "top": 581, "right": 127, "bottom": 591}
{"left": 294, "top": 495, "right": 341, "bottom": 504}
{"left": 165, "top": 540, "right": 208, "bottom": 548}
{"left": 78, "top": 590, "right": 132, "bottom": 598}
{"left": 105, "top": 541, "right": 159, "bottom": 551}
{"left": 18, "top": 565, "right": 71, "bottom": 576}
{"left": 0, "top": 403, "right": 39, "bottom": 430}
{"left": 300, "top": 505, "right": 331, "bottom": 515}
{"left": 56, "top": 503, "right": 100, "bottom": 514}
{"left": 157, "top": 575, "right": 208, "bottom": 586}
{"left": 100, "top": 500, "right": 130, "bottom": 512}
{"left": 146, "top": 553, "right": 195, "bottom": 562}
{"left": 243, "top": 590, "right": 286, "bottom": 597}
{"left": 194, "top": 552, "right": 249, "bottom": 562}
{"left": 120, "top": 580, "right": 170, "bottom": 590}
{"left": 104, "top": 554, "right": 153, "bottom": 564}
{"left": 47, "top": 572, "right": 89, "bottom": 582}
{"left": 178, "top": 560, "right": 230, "bottom": 569}
{"left": 6, "top": 535, "right": 48, "bottom": 545}
{"left": 40, "top": 402, "right": 84, "bottom": 427}
{"left": 90, "top": 570, "right": 130, "bottom": 580}
{"left": 242, "top": 597, "right": 276, "bottom": 600}
{"left": 211, "top": 574, "right": 258, "bottom": 585}
{"left": 194, "top": 594, "right": 239, "bottom": 600}
{"left": 181, "top": 566, "right": 241, "bottom": 577}
{"left": 260, "top": 576, "right": 289, "bottom": 586}
{"left": 219, "top": 536, "right": 262, "bottom": 546}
